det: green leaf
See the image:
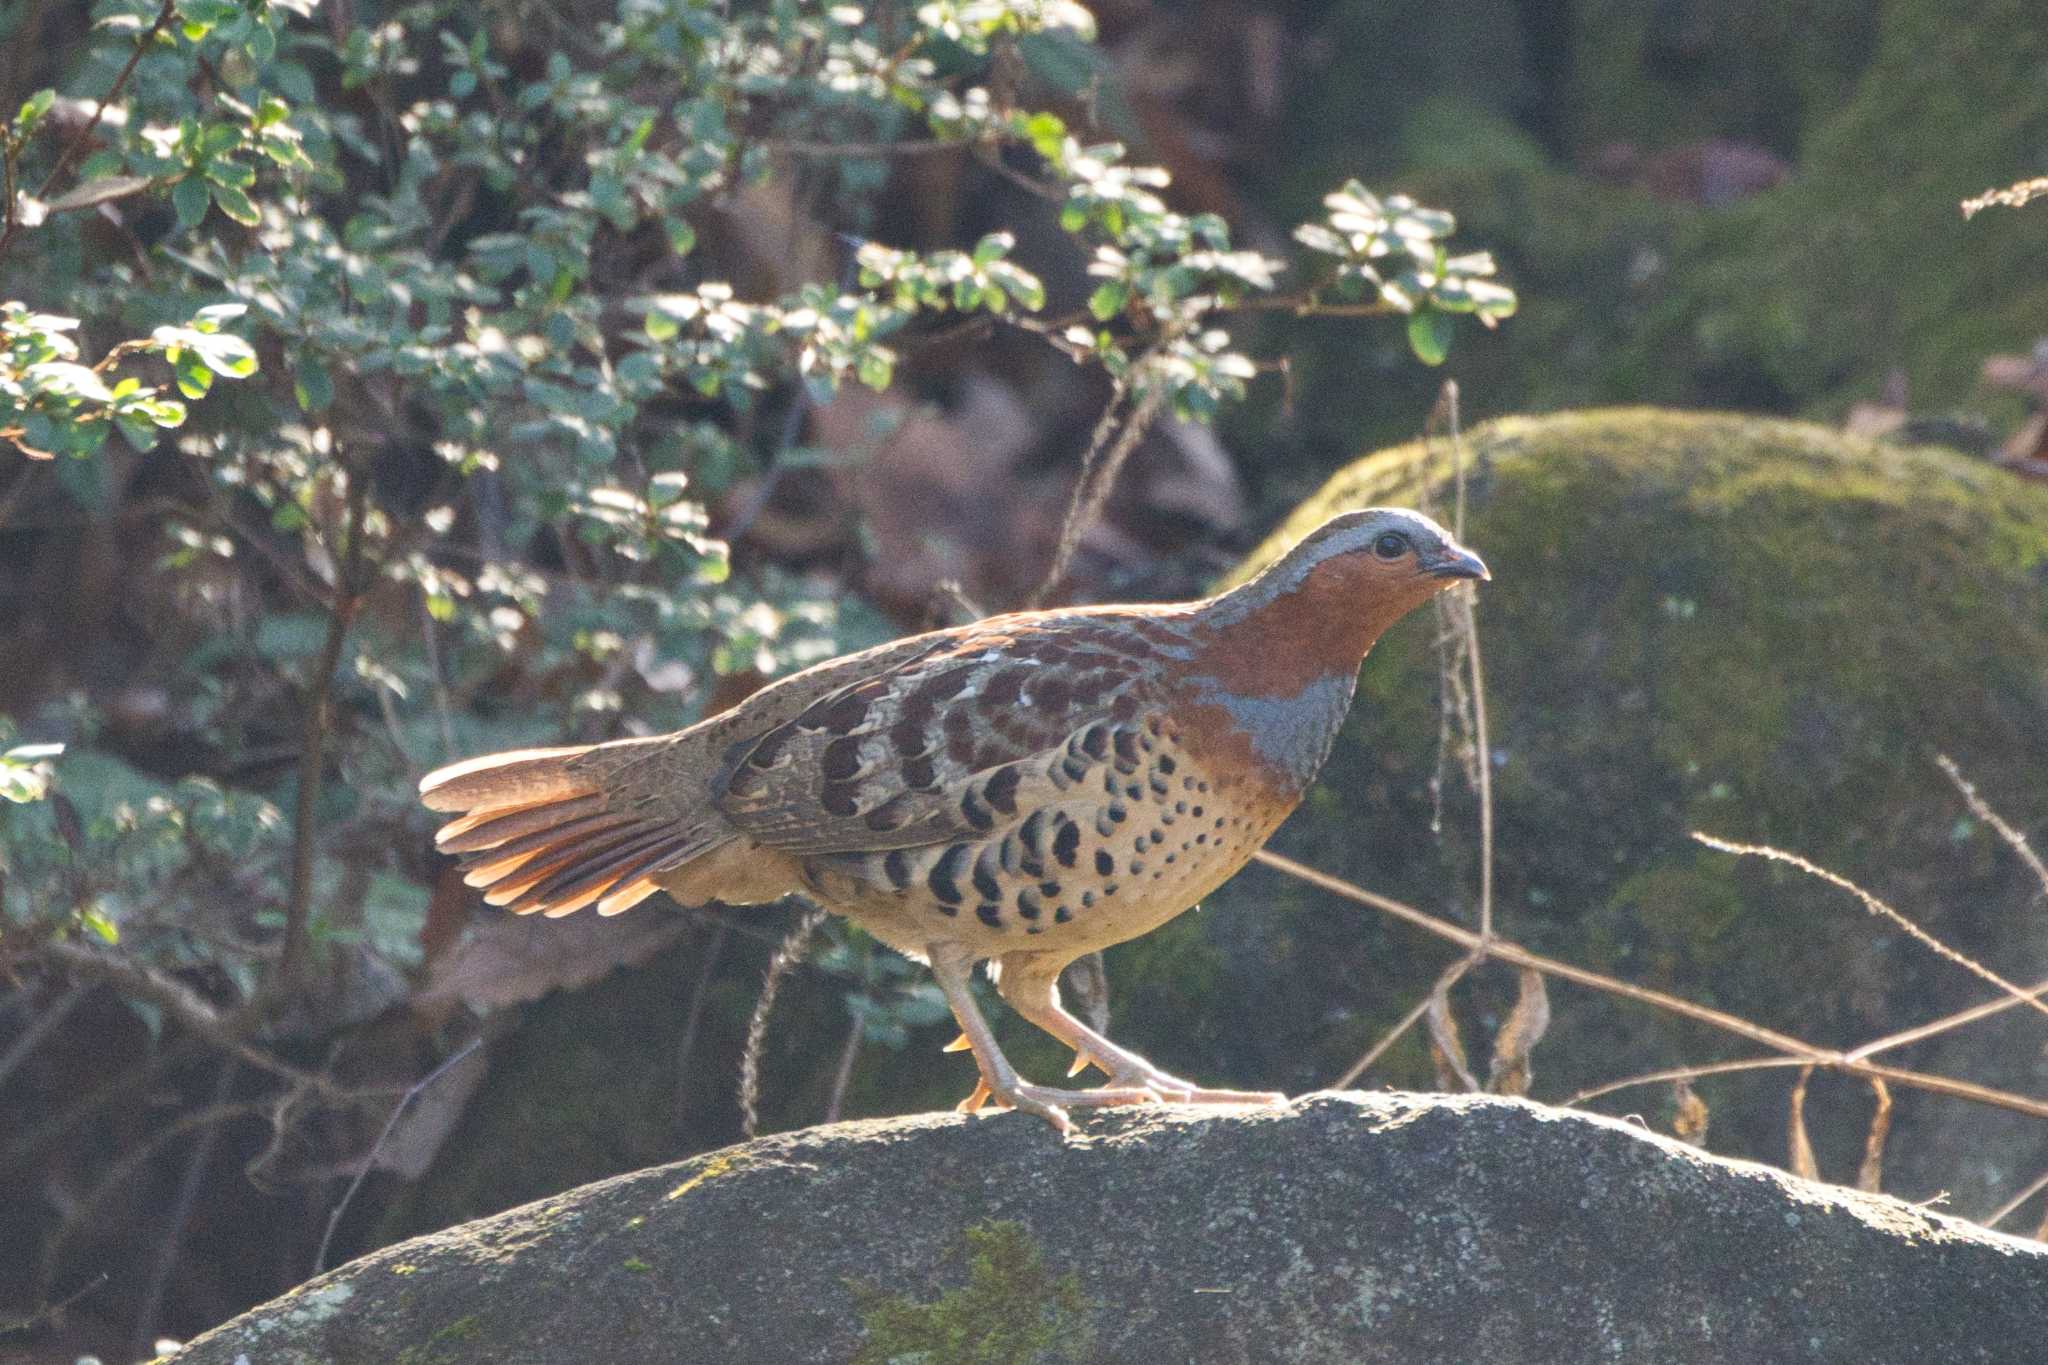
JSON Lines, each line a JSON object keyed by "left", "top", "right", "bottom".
{"left": 855, "top": 349, "right": 894, "bottom": 391}
{"left": 1087, "top": 281, "right": 1128, "bottom": 321}
{"left": 1406, "top": 309, "right": 1453, "bottom": 366}
{"left": 172, "top": 350, "right": 215, "bottom": 399}
{"left": 172, "top": 175, "right": 211, "bottom": 228}
{"left": 79, "top": 906, "right": 120, "bottom": 945}
{"left": 293, "top": 352, "right": 333, "bottom": 411}
{"left": 209, "top": 182, "right": 260, "bottom": 225}
{"left": 14, "top": 88, "right": 55, "bottom": 134}
{"left": 190, "top": 330, "right": 259, "bottom": 377}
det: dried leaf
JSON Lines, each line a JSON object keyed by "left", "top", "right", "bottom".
{"left": 1426, "top": 972, "right": 1476, "bottom": 1092}
{"left": 47, "top": 174, "right": 154, "bottom": 213}
{"left": 1061, "top": 950, "right": 1111, "bottom": 1036}
{"left": 1788, "top": 1066, "right": 1819, "bottom": 1181}
{"left": 1859, "top": 1077, "right": 1893, "bottom": 1193}
{"left": 1487, "top": 968, "right": 1550, "bottom": 1096}
{"left": 1672, "top": 1077, "right": 1710, "bottom": 1147}
{"left": 415, "top": 908, "right": 690, "bottom": 1013}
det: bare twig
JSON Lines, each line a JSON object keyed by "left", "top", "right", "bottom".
{"left": 1254, "top": 848, "right": 2048, "bottom": 1122}
{"left": 1566, "top": 1056, "right": 1820, "bottom": 1108}
{"left": 1961, "top": 176, "right": 2048, "bottom": 218}
{"left": 279, "top": 462, "right": 370, "bottom": 996}
{"left": 0, "top": 984, "right": 88, "bottom": 1091}
{"left": 313, "top": 1035, "right": 485, "bottom": 1274}
{"left": 34, "top": 1099, "right": 272, "bottom": 1304}
{"left": 1330, "top": 981, "right": 1447, "bottom": 1089}
{"left": 739, "top": 906, "right": 829, "bottom": 1138}
{"left": 0, "top": 1273, "right": 107, "bottom": 1338}
{"left": 1845, "top": 976, "right": 2048, "bottom": 1062}
{"left": 822, "top": 1013, "right": 865, "bottom": 1123}
{"left": 130, "top": 1060, "right": 239, "bottom": 1357}
{"left": 0, "top": 0, "right": 176, "bottom": 265}
{"left": 1026, "top": 354, "right": 1170, "bottom": 608}
{"left": 36, "top": 940, "right": 349, "bottom": 1097}
{"left": 1985, "top": 1165, "right": 2048, "bottom": 1231}
{"left": 670, "top": 919, "right": 730, "bottom": 1142}
{"left": 1694, "top": 833, "right": 2048, "bottom": 1027}
{"left": 1937, "top": 753, "right": 2048, "bottom": 896}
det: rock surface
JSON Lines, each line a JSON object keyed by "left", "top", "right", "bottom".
{"left": 176, "top": 1092, "right": 2048, "bottom": 1364}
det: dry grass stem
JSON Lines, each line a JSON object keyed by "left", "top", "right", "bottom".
{"left": 1253, "top": 848, "right": 2048, "bottom": 1122}
{"left": 1693, "top": 832, "right": 2048, "bottom": 1026}
{"left": 1984, "top": 1166, "right": 2048, "bottom": 1230}
{"left": 1329, "top": 988, "right": 1441, "bottom": 1090}
{"left": 1937, "top": 753, "right": 2048, "bottom": 896}
{"left": 1567, "top": 1057, "right": 1815, "bottom": 1108}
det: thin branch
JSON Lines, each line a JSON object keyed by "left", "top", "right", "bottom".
{"left": 1026, "top": 360, "right": 1169, "bottom": 608}
{"left": 313, "top": 1035, "right": 484, "bottom": 1274}
{"left": 130, "top": 1059, "right": 239, "bottom": 1358}
{"left": 1252, "top": 848, "right": 2048, "bottom": 1122}
{"left": 1845, "top": 975, "right": 2048, "bottom": 1062}
{"left": 37, "top": 940, "right": 349, "bottom": 1097}
{"left": 0, "top": 0, "right": 177, "bottom": 265}
{"left": 34, "top": 1099, "right": 272, "bottom": 1304}
{"left": 1694, "top": 833, "right": 2048, "bottom": 1027}
{"left": 670, "top": 919, "right": 730, "bottom": 1143}
{"left": 1937, "top": 752, "right": 2048, "bottom": 897}
{"left": 0, "top": 1273, "right": 107, "bottom": 1338}
{"left": 767, "top": 137, "right": 966, "bottom": 158}
{"left": 1985, "top": 1165, "right": 2048, "bottom": 1230}
{"left": 1330, "top": 954, "right": 1474, "bottom": 1088}
{"left": 0, "top": 984, "right": 88, "bottom": 1091}
{"left": 822, "top": 1012, "right": 865, "bottom": 1123}
{"left": 278, "top": 463, "right": 370, "bottom": 996}
{"left": 1564, "top": 1056, "right": 1815, "bottom": 1108}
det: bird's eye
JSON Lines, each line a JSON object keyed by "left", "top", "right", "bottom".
{"left": 1372, "top": 531, "right": 1409, "bottom": 560}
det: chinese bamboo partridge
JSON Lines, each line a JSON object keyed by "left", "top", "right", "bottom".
{"left": 420, "top": 508, "right": 1488, "bottom": 1131}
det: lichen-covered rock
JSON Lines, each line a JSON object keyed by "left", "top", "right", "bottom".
{"left": 1153, "top": 408, "right": 2048, "bottom": 1206}
{"left": 173, "top": 1092, "right": 2048, "bottom": 1364}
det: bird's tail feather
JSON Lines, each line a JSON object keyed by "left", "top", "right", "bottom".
{"left": 419, "top": 741, "right": 714, "bottom": 918}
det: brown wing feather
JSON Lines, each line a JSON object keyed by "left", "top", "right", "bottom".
{"left": 718, "top": 612, "right": 1171, "bottom": 857}
{"left": 416, "top": 627, "right": 969, "bottom": 917}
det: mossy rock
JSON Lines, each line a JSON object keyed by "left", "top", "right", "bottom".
{"left": 1245, "top": 0, "right": 2048, "bottom": 472}
{"left": 1136, "top": 408, "right": 2048, "bottom": 1207}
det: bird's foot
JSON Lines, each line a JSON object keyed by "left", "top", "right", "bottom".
{"left": 1068, "top": 1051, "right": 1284, "bottom": 1108}
{"left": 955, "top": 1076, "right": 1172, "bottom": 1134}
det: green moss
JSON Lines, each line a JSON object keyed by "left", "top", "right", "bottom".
{"left": 850, "top": 1220, "right": 1095, "bottom": 1365}
{"left": 394, "top": 1314, "right": 482, "bottom": 1365}
{"left": 1239, "top": 0, "right": 2046, "bottom": 478}
{"left": 1191, "top": 410, "right": 2048, "bottom": 1187}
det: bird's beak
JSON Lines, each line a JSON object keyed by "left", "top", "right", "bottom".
{"left": 1426, "top": 545, "right": 1491, "bottom": 582}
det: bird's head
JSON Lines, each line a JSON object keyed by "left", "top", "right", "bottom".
{"left": 1284, "top": 507, "right": 1491, "bottom": 592}
{"left": 1202, "top": 506, "right": 1489, "bottom": 667}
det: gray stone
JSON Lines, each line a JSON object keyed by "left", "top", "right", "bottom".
{"left": 174, "top": 1092, "right": 2048, "bottom": 1364}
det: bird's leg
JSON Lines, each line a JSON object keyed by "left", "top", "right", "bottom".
{"left": 995, "top": 954, "right": 1285, "bottom": 1109}
{"left": 926, "top": 944, "right": 1173, "bottom": 1134}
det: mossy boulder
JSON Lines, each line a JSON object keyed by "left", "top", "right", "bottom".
{"left": 1248, "top": 0, "right": 2048, "bottom": 466}
{"left": 174, "top": 1094, "right": 2048, "bottom": 1364}
{"left": 1136, "top": 408, "right": 2048, "bottom": 1208}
